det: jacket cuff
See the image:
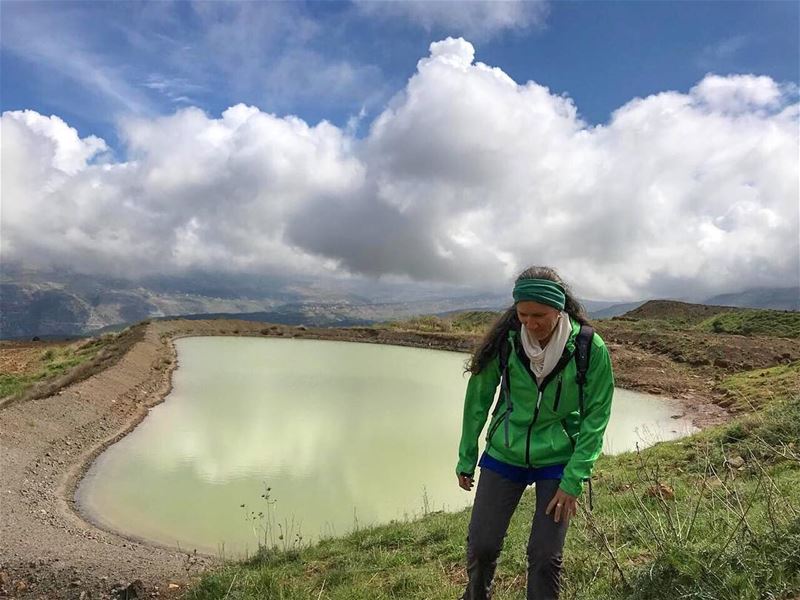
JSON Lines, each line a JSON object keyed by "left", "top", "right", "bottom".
{"left": 559, "top": 477, "right": 583, "bottom": 497}
{"left": 456, "top": 459, "right": 476, "bottom": 478}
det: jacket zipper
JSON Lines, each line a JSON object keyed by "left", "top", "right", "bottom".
{"left": 552, "top": 376, "right": 563, "bottom": 412}
{"left": 525, "top": 389, "right": 544, "bottom": 466}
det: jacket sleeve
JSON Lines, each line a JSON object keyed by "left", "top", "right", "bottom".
{"left": 456, "top": 353, "right": 501, "bottom": 477}
{"left": 560, "top": 340, "right": 614, "bottom": 497}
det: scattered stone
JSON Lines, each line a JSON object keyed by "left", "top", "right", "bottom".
{"left": 112, "top": 579, "right": 145, "bottom": 599}
{"left": 726, "top": 455, "right": 745, "bottom": 469}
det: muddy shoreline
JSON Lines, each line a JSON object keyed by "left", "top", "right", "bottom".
{"left": 0, "top": 319, "right": 730, "bottom": 599}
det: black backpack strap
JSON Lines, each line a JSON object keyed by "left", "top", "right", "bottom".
{"left": 499, "top": 339, "right": 513, "bottom": 447}
{"left": 574, "top": 324, "right": 594, "bottom": 418}
{"left": 574, "top": 324, "right": 595, "bottom": 509}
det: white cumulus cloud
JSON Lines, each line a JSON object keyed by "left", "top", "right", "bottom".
{"left": 2, "top": 38, "right": 798, "bottom": 301}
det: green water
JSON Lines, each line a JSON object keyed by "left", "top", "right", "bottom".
{"left": 76, "top": 336, "right": 695, "bottom": 556}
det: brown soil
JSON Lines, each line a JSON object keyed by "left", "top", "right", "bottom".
{"left": 0, "top": 317, "right": 770, "bottom": 598}
{"left": 0, "top": 341, "right": 72, "bottom": 377}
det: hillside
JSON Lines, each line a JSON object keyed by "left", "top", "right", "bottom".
{"left": 615, "top": 300, "right": 800, "bottom": 338}
{"left": 620, "top": 299, "right": 740, "bottom": 325}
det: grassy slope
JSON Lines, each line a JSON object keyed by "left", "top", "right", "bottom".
{"left": 622, "top": 300, "right": 800, "bottom": 338}
{"left": 187, "top": 304, "right": 800, "bottom": 600}
{"left": 0, "top": 324, "right": 146, "bottom": 404}
{"left": 697, "top": 309, "right": 800, "bottom": 338}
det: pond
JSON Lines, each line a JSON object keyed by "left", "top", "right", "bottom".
{"left": 76, "top": 336, "right": 696, "bottom": 556}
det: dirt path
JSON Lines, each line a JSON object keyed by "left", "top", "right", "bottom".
{"left": 0, "top": 319, "right": 731, "bottom": 599}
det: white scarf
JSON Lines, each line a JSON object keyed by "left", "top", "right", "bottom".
{"left": 519, "top": 311, "right": 572, "bottom": 385}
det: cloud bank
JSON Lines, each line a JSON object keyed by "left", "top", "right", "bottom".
{"left": 2, "top": 38, "right": 797, "bottom": 300}
{"left": 355, "top": 0, "right": 549, "bottom": 41}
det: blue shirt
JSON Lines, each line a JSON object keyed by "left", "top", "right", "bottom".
{"left": 479, "top": 452, "right": 565, "bottom": 485}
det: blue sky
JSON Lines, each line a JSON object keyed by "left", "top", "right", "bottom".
{"left": 3, "top": 1, "right": 797, "bottom": 154}
{"left": 2, "top": 1, "right": 798, "bottom": 300}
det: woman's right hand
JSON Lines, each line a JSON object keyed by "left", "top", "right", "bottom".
{"left": 458, "top": 474, "right": 474, "bottom": 491}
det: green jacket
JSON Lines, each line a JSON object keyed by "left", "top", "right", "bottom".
{"left": 457, "top": 320, "right": 614, "bottom": 497}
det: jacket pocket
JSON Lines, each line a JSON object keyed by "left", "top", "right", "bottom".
{"left": 486, "top": 408, "right": 510, "bottom": 447}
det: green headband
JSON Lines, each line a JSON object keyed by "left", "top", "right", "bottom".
{"left": 512, "top": 279, "right": 566, "bottom": 310}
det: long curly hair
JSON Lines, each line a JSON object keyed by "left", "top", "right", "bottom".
{"left": 465, "top": 266, "right": 589, "bottom": 374}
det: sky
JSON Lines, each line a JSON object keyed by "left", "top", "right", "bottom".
{"left": 1, "top": 0, "right": 799, "bottom": 302}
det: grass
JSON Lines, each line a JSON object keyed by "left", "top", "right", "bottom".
{"left": 0, "top": 324, "right": 146, "bottom": 404}
{"left": 713, "top": 361, "right": 800, "bottom": 411}
{"left": 382, "top": 311, "right": 500, "bottom": 335}
{"left": 0, "top": 342, "right": 99, "bottom": 398}
{"left": 186, "top": 386, "right": 800, "bottom": 599}
{"left": 697, "top": 309, "right": 800, "bottom": 338}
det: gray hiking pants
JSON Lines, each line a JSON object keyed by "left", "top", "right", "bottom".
{"left": 462, "top": 469, "right": 570, "bottom": 600}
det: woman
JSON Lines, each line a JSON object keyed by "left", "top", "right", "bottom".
{"left": 457, "top": 266, "right": 614, "bottom": 600}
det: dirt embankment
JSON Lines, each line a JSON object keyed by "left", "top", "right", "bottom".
{"left": 1, "top": 317, "right": 777, "bottom": 598}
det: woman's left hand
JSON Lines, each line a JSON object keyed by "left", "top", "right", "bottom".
{"left": 545, "top": 488, "right": 578, "bottom": 523}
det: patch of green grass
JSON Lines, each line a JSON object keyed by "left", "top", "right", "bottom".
{"left": 383, "top": 311, "right": 501, "bottom": 336}
{"left": 0, "top": 374, "right": 35, "bottom": 398}
{"left": 383, "top": 315, "right": 451, "bottom": 333}
{"left": 698, "top": 309, "right": 800, "bottom": 338}
{"left": 0, "top": 333, "right": 129, "bottom": 401}
{"left": 449, "top": 311, "right": 501, "bottom": 334}
{"left": 714, "top": 361, "right": 800, "bottom": 411}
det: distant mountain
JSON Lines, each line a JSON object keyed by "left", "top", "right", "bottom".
{"left": 4, "top": 265, "right": 795, "bottom": 339}
{"left": 589, "top": 301, "right": 647, "bottom": 320}
{"left": 0, "top": 268, "right": 510, "bottom": 339}
{"left": 703, "top": 287, "right": 799, "bottom": 311}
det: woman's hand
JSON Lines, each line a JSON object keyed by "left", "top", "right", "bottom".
{"left": 545, "top": 487, "right": 578, "bottom": 523}
{"left": 458, "top": 474, "right": 474, "bottom": 491}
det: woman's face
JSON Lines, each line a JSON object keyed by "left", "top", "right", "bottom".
{"left": 516, "top": 300, "right": 560, "bottom": 343}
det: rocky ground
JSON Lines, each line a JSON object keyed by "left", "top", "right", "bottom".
{"left": 1, "top": 316, "right": 783, "bottom": 599}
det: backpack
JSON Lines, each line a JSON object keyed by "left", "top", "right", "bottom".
{"left": 493, "top": 323, "right": 596, "bottom": 508}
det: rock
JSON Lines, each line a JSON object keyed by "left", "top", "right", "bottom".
{"left": 113, "top": 579, "right": 146, "bottom": 599}
{"left": 167, "top": 583, "right": 180, "bottom": 589}
{"left": 0, "top": 571, "right": 9, "bottom": 586}
{"left": 726, "top": 455, "right": 745, "bottom": 469}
